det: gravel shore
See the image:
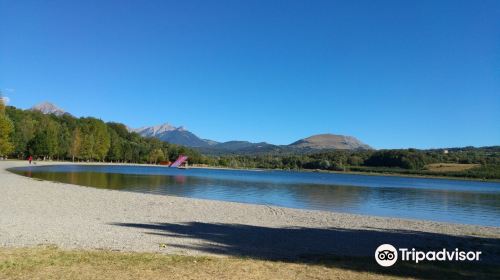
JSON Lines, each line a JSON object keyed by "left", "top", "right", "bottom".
{"left": 1, "top": 160, "right": 499, "bottom": 262}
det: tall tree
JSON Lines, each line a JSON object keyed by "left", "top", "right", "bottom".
{"left": 93, "top": 120, "right": 110, "bottom": 161}
{"left": 107, "top": 128, "right": 123, "bottom": 162}
{"left": 57, "top": 124, "right": 71, "bottom": 160}
{"left": 79, "top": 118, "right": 110, "bottom": 161}
{"left": 4, "top": 106, "right": 35, "bottom": 158}
{"left": 29, "top": 117, "right": 59, "bottom": 159}
{"left": 13, "top": 116, "right": 35, "bottom": 158}
{"left": 148, "top": 148, "right": 165, "bottom": 164}
{"left": 79, "top": 133, "right": 95, "bottom": 160}
{"left": 69, "top": 128, "right": 82, "bottom": 161}
{"left": 0, "top": 96, "right": 14, "bottom": 157}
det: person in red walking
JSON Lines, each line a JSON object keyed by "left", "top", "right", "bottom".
{"left": 28, "top": 155, "right": 33, "bottom": 164}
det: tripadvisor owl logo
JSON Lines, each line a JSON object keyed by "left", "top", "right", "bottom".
{"left": 374, "top": 244, "right": 482, "bottom": 267}
{"left": 375, "top": 244, "right": 398, "bottom": 267}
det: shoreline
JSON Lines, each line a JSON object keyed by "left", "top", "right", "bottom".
{"left": 7, "top": 159, "right": 498, "bottom": 182}
{"left": 1, "top": 160, "right": 499, "bottom": 262}
{"left": 190, "top": 164, "right": 500, "bottom": 183}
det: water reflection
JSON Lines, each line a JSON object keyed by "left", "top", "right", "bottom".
{"left": 8, "top": 165, "right": 500, "bottom": 226}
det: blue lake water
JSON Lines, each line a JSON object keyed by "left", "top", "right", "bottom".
{"left": 9, "top": 164, "right": 500, "bottom": 227}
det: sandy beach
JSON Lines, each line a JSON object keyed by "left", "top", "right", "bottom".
{"left": 1, "top": 160, "right": 499, "bottom": 263}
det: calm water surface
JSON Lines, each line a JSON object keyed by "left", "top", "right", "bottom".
{"left": 9, "top": 165, "right": 500, "bottom": 227}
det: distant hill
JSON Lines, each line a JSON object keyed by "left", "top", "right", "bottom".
{"left": 212, "top": 141, "right": 274, "bottom": 151}
{"left": 31, "top": 102, "right": 67, "bottom": 116}
{"left": 289, "top": 134, "right": 372, "bottom": 150}
{"left": 197, "top": 141, "right": 280, "bottom": 154}
{"left": 202, "top": 139, "right": 220, "bottom": 146}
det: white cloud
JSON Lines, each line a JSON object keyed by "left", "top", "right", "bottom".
{"left": 0, "top": 88, "right": 14, "bottom": 104}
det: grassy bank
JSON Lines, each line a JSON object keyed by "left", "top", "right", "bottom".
{"left": 348, "top": 164, "right": 500, "bottom": 181}
{"left": 1, "top": 246, "right": 498, "bottom": 280}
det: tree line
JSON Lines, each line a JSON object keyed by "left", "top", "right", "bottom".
{"left": 1, "top": 102, "right": 206, "bottom": 164}
{"left": 203, "top": 147, "right": 500, "bottom": 179}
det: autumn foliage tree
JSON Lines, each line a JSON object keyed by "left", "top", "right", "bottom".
{"left": 0, "top": 96, "right": 14, "bottom": 157}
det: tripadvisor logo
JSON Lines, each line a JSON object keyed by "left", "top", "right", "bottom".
{"left": 375, "top": 244, "right": 398, "bottom": 267}
{"left": 375, "top": 244, "right": 482, "bottom": 267}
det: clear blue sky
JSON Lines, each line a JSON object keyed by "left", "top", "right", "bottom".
{"left": 1, "top": 0, "right": 499, "bottom": 149}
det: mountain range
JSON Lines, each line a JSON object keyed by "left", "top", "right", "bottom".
{"left": 30, "top": 102, "right": 372, "bottom": 153}
{"left": 128, "top": 122, "right": 372, "bottom": 154}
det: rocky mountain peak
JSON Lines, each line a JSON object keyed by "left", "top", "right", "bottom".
{"left": 31, "top": 102, "right": 67, "bottom": 116}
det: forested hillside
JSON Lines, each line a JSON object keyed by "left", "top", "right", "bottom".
{"left": 2, "top": 104, "right": 206, "bottom": 164}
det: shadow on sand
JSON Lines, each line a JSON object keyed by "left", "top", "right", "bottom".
{"left": 111, "top": 222, "right": 500, "bottom": 279}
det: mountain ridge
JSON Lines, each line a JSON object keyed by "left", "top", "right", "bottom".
{"left": 132, "top": 123, "right": 372, "bottom": 153}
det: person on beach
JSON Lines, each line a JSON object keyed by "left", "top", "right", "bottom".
{"left": 28, "top": 155, "right": 33, "bottom": 164}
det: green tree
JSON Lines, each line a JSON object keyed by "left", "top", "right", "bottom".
{"left": 79, "top": 118, "right": 110, "bottom": 161}
{"left": 148, "top": 148, "right": 165, "bottom": 164}
{"left": 107, "top": 127, "right": 123, "bottom": 162}
{"left": 318, "top": 159, "right": 331, "bottom": 170}
{"left": 79, "top": 132, "right": 95, "bottom": 161}
{"left": 94, "top": 121, "right": 110, "bottom": 161}
{"left": 347, "top": 155, "right": 364, "bottom": 166}
{"left": 57, "top": 124, "right": 71, "bottom": 160}
{"left": 5, "top": 106, "right": 35, "bottom": 158}
{"left": 0, "top": 97, "right": 14, "bottom": 157}
{"left": 12, "top": 116, "right": 35, "bottom": 158}
{"left": 29, "top": 118, "right": 59, "bottom": 159}
{"left": 69, "top": 128, "right": 82, "bottom": 161}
